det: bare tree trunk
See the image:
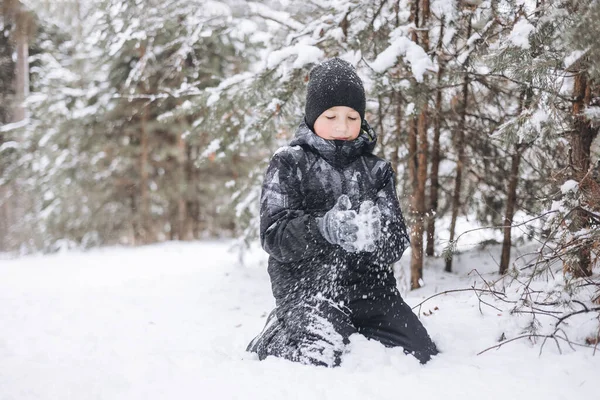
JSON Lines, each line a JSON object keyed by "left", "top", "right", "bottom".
{"left": 571, "top": 72, "right": 594, "bottom": 178}
{"left": 176, "top": 130, "right": 189, "bottom": 240}
{"left": 410, "top": 106, "right": 429, "bottom": 289}
{"left": 129, "top": 192, "right": 137, "bottom": 246}
{"left": 499, "top": 88, "right": 531, "bottom": 274}
{"left": 564, "top": 69, "right": 597, "bottom": 277}
{"left": 426, "top": 17, "right": 445, "bottom": 257}
{"left": 186, "top": 144, "right": 201, "bottom": 239}
{"left": 391, "top": 92, "right": 402, "bottom": 172}
{"left": 183, "top": 143, "right": 195, "bottom": 240}
{"left": 13, "top": 9, "right": 30, "bottom": 122}
{"left": 421, "top": 0, "right": 430, "bottom": 50}
{"left": 409, "top": 0, "right": 431, "bottom": 289}
{"left": 139, "top": 106, "right": 150, "bottom": 243}
{"left": 409, "top": 0, "right": 419, "bottom": 42}
{"left": 1, "top": 4, "right": 32, "bottom": 252}
{"left": 499, "top": 145, "right": 521, "bottom": 274}
{"left": 407, "top": 111, "right": 420, "bottom": 287}
{"left": 0, "top": 187, "right": 9, "bottom": 251}
{"left": 445, "top": 78, "right": 468, "bottom": 273}
{"left": 446, "top": 14, "right": 472, "bottom": 273}
{"left": 407, "top": 115, "right": 419, "bottom": 187}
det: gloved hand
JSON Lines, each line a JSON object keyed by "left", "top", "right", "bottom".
{"left": 355, "top": 200, "right": 381, "bottom": 252}
{"left": 317, "top": 194, "right": 359, "bottom": 252}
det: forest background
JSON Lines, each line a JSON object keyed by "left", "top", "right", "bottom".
{"left": 1, "top": 0, "right": 599, "bottom": 331}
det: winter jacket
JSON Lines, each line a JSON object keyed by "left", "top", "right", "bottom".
{"left": 260, "top": 120, "right": 410, "bottom": 308}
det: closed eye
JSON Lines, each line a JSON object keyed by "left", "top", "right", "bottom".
{"left": 325, "top": 116, "right": 335, "bottom": 120}
{"left": 348, "top": 117, "right": 358, "bottom": 121}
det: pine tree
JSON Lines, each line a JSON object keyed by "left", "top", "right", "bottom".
{"left": 485, "top": 0, "right": 599, "bottom": 278}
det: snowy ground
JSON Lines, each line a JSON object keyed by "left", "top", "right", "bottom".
{"left": 1, "top": 240, "right": 598, "bottom": 400}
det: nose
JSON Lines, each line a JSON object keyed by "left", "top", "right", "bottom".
{"left": 334, "top": 120, "right": 347, "bottom": 133}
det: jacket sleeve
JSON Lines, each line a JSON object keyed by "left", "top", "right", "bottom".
{"left": 259, "top": 150, "right": 330, "bottom": 263}
{"left": 366, "top": 163, "right": 410, "bottom": 265}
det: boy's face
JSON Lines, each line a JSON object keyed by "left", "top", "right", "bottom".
{"left": 313, "top": 106, "right": 361, "bottom": 141}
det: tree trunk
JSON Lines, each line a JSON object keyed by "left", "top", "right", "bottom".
{"left": 139, "top": 106, "right": 150, "bottom": 243}
{"left": 407, "top": 112, "right": 420, "bottom": 288}
{"left": 391, "top": 92, "right": 402, "bottom": 172}
{"left": 426, "top": 17, "right": 445, "bottom": 257}
{"left": 408, "top": 0, "right": 431, "bottom": 290}
{"left": 409, "top": 0, "right": 419, "bottom": 43}
{"left": 565, "top": 69, "right": 596, "bottom": 277}
{"left": 0, "top": 186, "right": 9, "bottom": 251}
{"left": 499, "top": 88, "right": 531, "bottom": 275}
{"left": 187, "top": 144, "right": 201, "bottom": 239}
{"left": 176, "top": 129, "right": 189, "bottom": 240}
{"left": 499, "top": 145, "right": 521, "bottom": 274}
{"left": 410, "top": 105, "right": 429, "bottom": 289}
{"left": 420, "top": 0, "right": 430, "bottom": 50}
{"left": 446, "top": 14, "right": 472, "bottom": 273}
{"left": 13, "top": 9, "right": 30, "bottom": 122}
{"left": 571, "top": 72, "right": 594, "bottom": 178}
{"left": 408, "top": 111, "right": 423, "bottom": 289}
{"left": 1, "top": 5, "right": 31, "bottom": 251}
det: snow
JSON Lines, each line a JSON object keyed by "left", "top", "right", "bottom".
{"left": 0, "top": 118, "right": 30, "bottom": 133}
{"left": 530, "top": 108, "right": 549, "bottom": 132}
{"left": 0, "top": 140, "right": 20, "bottom": 153}
{"left": 273, "top": 145, "right": 290, "bottom": 156}
{"left": 467, "top": 32, "right": 482, "bottom": 47}
{"left": 247, "top": 2, "right": 303, "bottom": 32}
{"left": 560, "top": 179, "right": 579, "bottom": 194}
{"left": 591, "top": 134, "right": 600, "bottom": 165}
{"left": 205, "top": 72, "right": 254, "bottom": 107}
{"left": 266, "top": 98, "right": 284, "bottom": 113}
{"left": 550, "top": 200, "right": 565, "bottom": 214}
{"left": 1, "top": 240, "right": 598, "bottom": 400}
{"left": 508, "top": 19, "right": 535, "bottom": 50}
{"left": 235, "top": 185, "right": 260, "bottom": 218}
{"left": 584, "top": 105, "right": 600, "bottom": 121}
{"left": 432, "top": 0, "right": 458, "bottom": 21}
{"left": 200, "top": 139, "right": 221, "bottom": 159}
{"left": 564, "top": 49, "right": 588, "bottom": 69}
{"left": 371, "top": 32, "right": 434, "bottom": 82}
{"left": 443, "top": 26, "right": 457, "bottom": 48}
{"left": 266, "top": 43, "right": 324, "bottom": 70}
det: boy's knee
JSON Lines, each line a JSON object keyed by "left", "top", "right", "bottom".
{"left": 408, "top": 342, "right": 439, "bottom": 364}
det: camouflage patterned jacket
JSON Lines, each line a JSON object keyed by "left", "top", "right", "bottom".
{"left": 260, "top": 120, "right": 410, "bottom": 308}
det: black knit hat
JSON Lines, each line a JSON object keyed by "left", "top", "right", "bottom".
{"left": 304, "top": 58, "right": 366, "bottom": 130}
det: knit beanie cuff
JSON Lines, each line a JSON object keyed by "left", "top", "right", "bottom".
{"left": 304, "top": 58, "right": 366, "bottom": 130}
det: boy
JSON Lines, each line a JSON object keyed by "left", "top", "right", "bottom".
{"left": 247, "top": 58, "right": 438, "bottom": 367}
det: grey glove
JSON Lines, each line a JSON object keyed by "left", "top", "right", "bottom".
{"left": 355, "top": 200, "right": 381, "bottom": 252}
{"left": 317, "top": 194, "right": 359, "bottom": 252}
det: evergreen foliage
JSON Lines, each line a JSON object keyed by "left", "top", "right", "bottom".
{"left": 0, "top": 1, "right": 598, "bottom": 290}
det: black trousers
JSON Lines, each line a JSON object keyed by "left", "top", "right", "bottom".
{"left": 247, "top": 290, "right": 438, "bottom": 367}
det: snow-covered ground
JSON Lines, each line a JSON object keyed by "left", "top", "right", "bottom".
{"left": 1, "top": 240, "right": 598, "bottom": 400}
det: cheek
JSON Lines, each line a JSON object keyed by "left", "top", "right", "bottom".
{"left": 349, "top": 121, "right": 361, "bottom": 139}
{"left": 313, "top": 120, "right": 334, "bottom": 139}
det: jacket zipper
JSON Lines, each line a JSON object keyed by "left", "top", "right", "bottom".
{"left": 334, "top": 140, "right": 348, "bottom": 194}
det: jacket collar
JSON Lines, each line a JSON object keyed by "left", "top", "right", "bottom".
{"left": 290, "top": 119, "right": 377, "bottom": 168}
